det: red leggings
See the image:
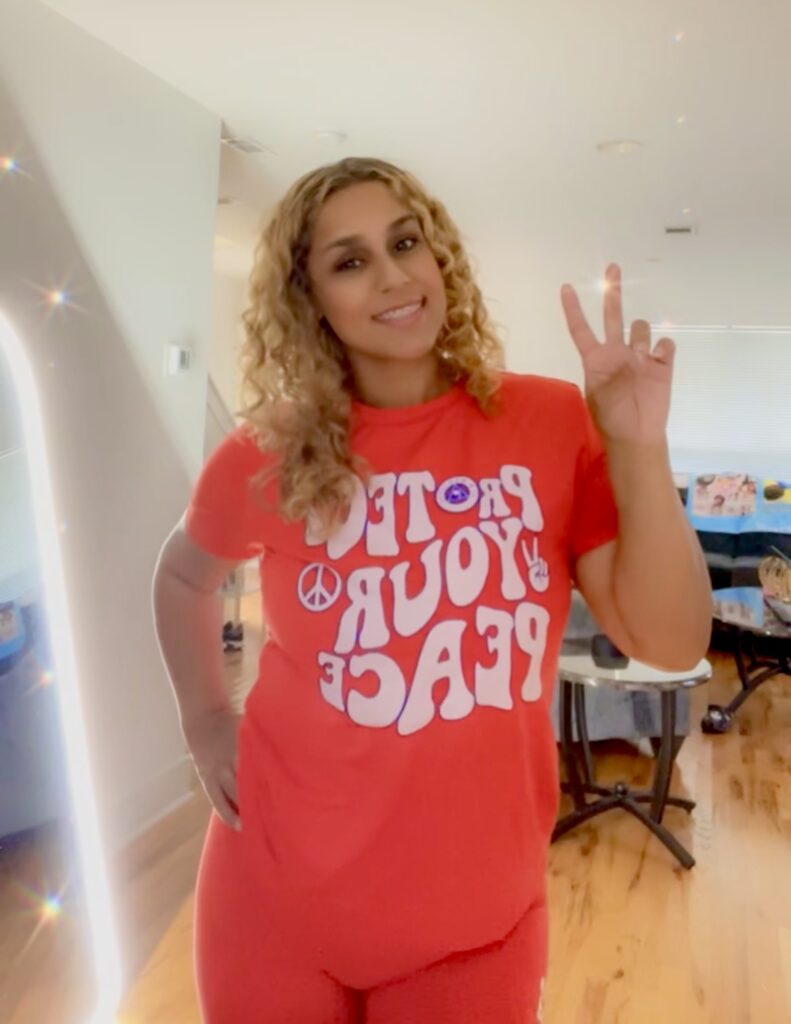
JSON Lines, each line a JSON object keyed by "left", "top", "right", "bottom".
{"left": 195, "top": 812, "right": 548, "bottom": 1023}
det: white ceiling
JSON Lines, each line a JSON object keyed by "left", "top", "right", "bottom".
{"left": 39, "top": 0, "right": 791, "bottom": 335}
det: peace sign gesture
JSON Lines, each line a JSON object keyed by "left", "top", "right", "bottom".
{"left": 560, "top": 264, "right": 675, "bottom": 445}
{"left": 521, "top": 537, "right": 550, "bottom": 593}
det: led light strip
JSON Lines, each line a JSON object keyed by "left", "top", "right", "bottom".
{"left": 0, "top": 310, "right": 121, "bottom": 1023}
{"left": 649, "top": 324, "right": 791, "bottom": 335}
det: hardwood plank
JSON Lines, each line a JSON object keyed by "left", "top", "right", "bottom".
{"left": 117, "top": 896, "right": 199, "bottom": 1024}
{"left": 545, "top": 651, "right": 790, "bottom": 1023}
{"left": 110, "top": 785, "right": 211, "bottom": 987}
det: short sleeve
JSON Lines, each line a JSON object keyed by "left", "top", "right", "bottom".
{"left": 184, "top": 427, "right": 270, "bottom": 561}
{"left": 568, "top": 388, "right": 619, "bottom": 563}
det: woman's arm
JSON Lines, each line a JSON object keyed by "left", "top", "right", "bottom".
{"left": 152, "top": 517, "right": 244, "bottom": 829}
{"left": 152, "top": 516, "right": 239, "bottom": 726}
{"left": 575, "top": 439, "right": 711, "bottom": 671}
{"left": 559, "top": 263, "right": 712, "bottom": 671}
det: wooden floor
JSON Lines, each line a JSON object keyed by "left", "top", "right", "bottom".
{"left": 12, "top": 588, "right": 790, "bottom": 1023}
{"left": 546, "top": 656, "right": 791, "bottom": 1024}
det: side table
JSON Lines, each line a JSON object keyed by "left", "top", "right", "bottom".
{"left": 702, "top": 587, "right": 791, "bottom": 734}
{"left": 552, "top": 654, "right": 711, "bottom": 869}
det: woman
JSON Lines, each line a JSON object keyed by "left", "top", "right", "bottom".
{"left": 152, "top": 157, "right": 711, "bottom": 1023}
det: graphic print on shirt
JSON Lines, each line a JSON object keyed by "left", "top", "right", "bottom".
{"left": 300, "top": 465, "right": 552, "bottom": 735}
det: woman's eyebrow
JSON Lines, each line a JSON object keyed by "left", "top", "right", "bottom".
{"left": 322, "top": 213, "right": 419, "bottom": 254}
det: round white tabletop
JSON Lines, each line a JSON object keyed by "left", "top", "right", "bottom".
{"left": 557, "top": 654, "right": 712, "bottom": 693}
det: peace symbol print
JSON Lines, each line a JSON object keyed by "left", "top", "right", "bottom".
{"left": 297, "top": 562, "right": 342, "bottom": 612}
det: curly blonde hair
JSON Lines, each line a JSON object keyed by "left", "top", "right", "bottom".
{"left": 239, "top": 156, "right": 505, "bottom": 538}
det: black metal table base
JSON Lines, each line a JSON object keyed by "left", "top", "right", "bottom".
{"left": 701, "top": 625, "right": 791, "bottom": 734}
{"left": 552, "top": 681, "right": 697, "bottom": 869}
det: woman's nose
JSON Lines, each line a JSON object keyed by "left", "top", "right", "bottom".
{"left": 375, "top": 254, "right": 411, "bottom": 292}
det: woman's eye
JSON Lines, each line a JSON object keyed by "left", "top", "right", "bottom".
{"left": 336, "top": 257, "right": 363, "bottom": 272}
{"left": 334, "top": 237, "right": 419, "bottom": 272}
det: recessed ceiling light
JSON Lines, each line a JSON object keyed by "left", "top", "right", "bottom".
{"left": 674, "top": 31, "right": 685, "bottom": 42}
{"left": 315, "top": 130, "right": 348, "bottom": 144}
{"left": 596, "top": 139, "right": 643, "bottom": 155}
{"left": 676, "top": 115, "right": 687, "bottom": 125}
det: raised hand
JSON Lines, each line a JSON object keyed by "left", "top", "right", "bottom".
{"left": 560, "top": 263, "right": 675, "bottom": 445}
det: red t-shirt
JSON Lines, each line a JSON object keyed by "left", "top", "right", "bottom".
{"left": 185, "top": 371, "right": 618, "bottom": 983}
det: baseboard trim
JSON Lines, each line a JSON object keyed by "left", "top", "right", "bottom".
{"left": 106, "top": 754, "right": 195, "bottom": 853}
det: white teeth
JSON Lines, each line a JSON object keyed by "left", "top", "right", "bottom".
{"left": 376, "top": 301, "right": 422, "bottom": 321}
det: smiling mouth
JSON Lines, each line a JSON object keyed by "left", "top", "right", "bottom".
{"left": 373, "top": 299, "right": 425, "bottom": 323}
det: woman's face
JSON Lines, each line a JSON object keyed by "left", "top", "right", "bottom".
{"left": 305, "top": 181, "right": 447, "bottom": 368}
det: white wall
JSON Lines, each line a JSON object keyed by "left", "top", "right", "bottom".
{"left": 208, "top": 273, "right": 247, "bottom": 421}
{"left": 0, "top": 0, "right": 219, "bottom": 478}
{"left": 667, "top": 330, "right": 791, "bottom": 479}
{"left": 0, "top": 0, "right": 221, "bottom": 855}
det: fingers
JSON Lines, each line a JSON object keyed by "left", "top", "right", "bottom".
{"left": 521, "top": 537, "right": 538, "bottom": 566}
{"left": 651, "top": 336, "right": 676, "bottom": 365}
{"left": 602, "top": 264, "right": 625, "bottom": 346}
{"left": 532, "top": 560, "right": 549, "bottom": 593}
{"left": 629, "top": 319, "right": 651, "bottom": 355}
{"left": 205, "top": 776, "right": 241, "bottom": 832}
{"left": 522, "top": 540, "right": 547, "bottom": 572}
{"left": 562, "top": 264, "right": 626, "bottom": 355}
{"left": 560, "top": 283, "right": 599, "bottom": 358}
{"left": 219, "top": 765, "right": 240, "bottom": 812}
